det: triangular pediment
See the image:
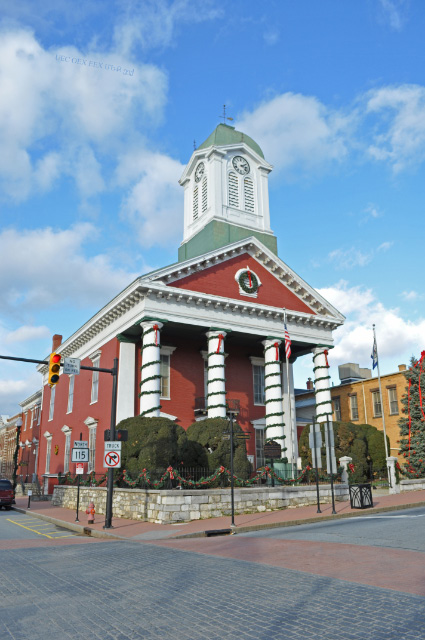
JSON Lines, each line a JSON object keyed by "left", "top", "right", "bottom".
{"left": 142, "top": 237, "right": 344, "bottom": 322}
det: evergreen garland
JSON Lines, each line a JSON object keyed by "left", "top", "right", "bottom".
{"left": 141, "top": 359, "right": 161, "bottom": 370}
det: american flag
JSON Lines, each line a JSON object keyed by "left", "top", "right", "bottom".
{"left": 284, "top": 322, "right": 291, "bottom": 359}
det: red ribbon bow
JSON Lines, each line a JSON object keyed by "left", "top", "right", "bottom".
{"left": 216, "top": 333, "right": 224, "bottom": 354}
{"left": 167, "top": 466, "right": 174, "bottom": 480}
{"left": 246, "top": 266, "right": 252, "bottom": 288}
{"left": 324, "top": 349, "right": 329, "bottom": 367}
{"left": 153, "top": 324, "right": 158, "bottom": 346}
{"left": 274, "top": 342, "right": 279, "bottom": 361}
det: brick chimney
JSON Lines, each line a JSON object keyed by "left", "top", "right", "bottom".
{"left": 398, "top": 364, "right": 407, "bottom": 372}
{"left": 52, "top": 334, "right": 62, "bottom": 352}
{"left": 306, "top": 377, "right": 314, "bottom": 390}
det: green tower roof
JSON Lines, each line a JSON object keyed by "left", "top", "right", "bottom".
{"left": 197, "top": 123, "right": 264, "bottom": 159}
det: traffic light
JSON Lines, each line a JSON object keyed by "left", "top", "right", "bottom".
{"left": 48, "top": 352, "right": 61, "bottom": 387}
{"left": 104, "top": 429, "right": 128, "bottom": 442}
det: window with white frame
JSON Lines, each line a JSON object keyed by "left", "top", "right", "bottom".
{"left": 349, "top": 394, "right": 358, "bottom": 421}
{"left": 333, "top": 397, "right": 341, "bottom": 421}
{"left": 45, "top": 437, "right": 52, "bottom": 473}
{"left": 23, "top": 412, "right": 28, "bottom": 431}
{"left": 372, "top": 391, "right": 382, "bottom": 418}
{"left": 37, "top": 405, "right": 41, "bottom": 425}
{"left": 88, "top": 426, "right": 96, "bottom": 472}
{"left": 90, "top": 353, "right": 101, "bottom": 404}
{"left": 253, "top": 364, "right": 265, "bottom": 405}
{"left": 255, "top": 428, "right": 265, "bottom": 469}
{"left": 388, "top": 387, "right": 399, "bottom": 415}
{"left": 49, "top": 387, "right": 56, "bottom": 421}
{"left": 160, "top": 354, "right": 170, "bottom": 398}
{"left": 67, "top": 376, "right": 74, "bottom": 414}
{"left": 63, "top": 431, "right": 71, "bottom": 473}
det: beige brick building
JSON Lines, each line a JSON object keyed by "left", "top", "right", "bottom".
{"left": 295, "top": 363, "right": 408, "bottom": 462}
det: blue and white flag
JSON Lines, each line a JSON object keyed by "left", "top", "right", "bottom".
{"left": 371, "top": 335, "right": 378, "bottom": 370}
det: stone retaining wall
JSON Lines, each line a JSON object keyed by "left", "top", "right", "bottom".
{"left": 400, "top": 478, "right": 425, "bottom": 492}
{"left": 52, "top": 483, "right": 349, "bottom": 524}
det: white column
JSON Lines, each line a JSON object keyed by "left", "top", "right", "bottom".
{"left": 262, "top": 339, "right": 285, "bottom": 452}
{"left": 283, "top": 361, "right": 297, "bottom": 462}
{"left": 206, "top": 330, "right": 227, "bottom": 418}
{"left": 140, "top": 321, "right": 163, "bottom": 417}
{"left": 387, "top": 456, "right": 400, "bottom": 494}
{"left": 116, "top": 336, "right": 137, "bottom": 424}
{"left": 339, "top": 456, "right": 353, "bottom": 484}
{"left": 312, "top": 347, "right": 333, "bottom": 425}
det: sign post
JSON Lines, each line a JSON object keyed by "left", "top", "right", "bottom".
{"left": 309, "top": 419, "right": 322, "bottom": 513}
{"left": 325, "top": 417, "right": 337, "bottom": 514}
{"left": 72, "top": 434, "right": 88, "bottom": 522}
{"left": 104, "top": 358, "right": 119, "bottom": 529}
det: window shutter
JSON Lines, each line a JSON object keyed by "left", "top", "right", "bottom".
{"left": 202, "top": 176, "right": 208, "bottom": 213}
{"left": 228, "top": 172, "right": 239, "bottom": 208}
{"left": 244, "top": 177, "right": 254, "bottom": 212}
{"left": 193, "top": 185, "right": 199, "bottom": 220}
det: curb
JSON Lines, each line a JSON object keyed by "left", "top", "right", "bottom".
{"left": 13, "top": 499, "right": 425, "bottom": 542}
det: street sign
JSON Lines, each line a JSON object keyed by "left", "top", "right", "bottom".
{"left": 76, "top": 463, "right": 84, "bottom": 475}
{"left": 27, "top": 490, "right": 32, "bottom": 496}
{"left": 63, "top": 357, "right": 81, "bottom": 375}
{"left": 324, "top": 422, "right": 337, "bottom": 474}
{"left": 105, "top": 441, "right": 122, "bottom": 451}
{"left": 71, "top": 448, "right": 89, "bottom": 463}
{"left": 74, "top": 441, "right": 88, "bottom": 448}
{"left": 309, "top": 424, "right": 322, "bottom": 469}
{"left": 104, "top": 450, "right": 121, "bottom": 468}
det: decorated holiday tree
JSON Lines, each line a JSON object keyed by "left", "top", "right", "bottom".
{"left": 398, "top": 352, "right": 425, "bottom": 478}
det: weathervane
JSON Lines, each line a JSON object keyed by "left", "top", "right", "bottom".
{"left": 220, "top": 104, "right": 234, "bottom": 124}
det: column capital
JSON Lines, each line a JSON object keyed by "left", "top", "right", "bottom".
{"left": 140, "top": 320, "right": 163, "bottom": 332}
{"left": 206, "top": 330, "right": 227, "bottom": 339}
{"left": 262, "top": 338, "right": 282, "bottom": 348}
{"left": 312, "top": 345, "right": 333, "bottom": 356}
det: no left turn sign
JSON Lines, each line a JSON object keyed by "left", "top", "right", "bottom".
{"left": 104, "top": 450, "right": 121, "bottom": 468}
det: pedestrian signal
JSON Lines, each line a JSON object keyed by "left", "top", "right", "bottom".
{"left": 48, "top": 352, "right": 61, "bottom": 387}
{"left": 117, "top": 429, "right": 128, "bottom": 442}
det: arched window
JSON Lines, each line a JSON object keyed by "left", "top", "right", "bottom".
{"left": 228, "top": 171, "right": 239, "bottom": 208}
{"left": 202, "top": 176, "right": 208, "bottom": 213}
{"left": 244, "top": 177, "right": 254, "bottom": 213}
{"left": 193, "top": 185, "right": 199, "bottom": 221}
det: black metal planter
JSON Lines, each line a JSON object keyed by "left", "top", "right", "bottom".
{"left": 349, "top": 483, "right": 373, "bottom": 509}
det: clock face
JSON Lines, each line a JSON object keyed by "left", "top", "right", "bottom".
{"left": 232, "top": 156, "right": 250, "bottom": 175}
{"left": 194, "top": 162, "right": 205, "bottom": 182}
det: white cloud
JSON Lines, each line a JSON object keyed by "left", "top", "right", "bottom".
{"left": 0, "top": 224, "right": 138, "bottom": 314}
{"left": 317, "top": 280, "right": 425, "bottom": 366}
{"left": 328, "top": 247, "right": 373, "bottom": 269}
{"left": 379, "top": 0, "right": 408, "bottom": 31}
{"left": 377, "top": 241, "right": 393, "bottom": 252}
{"left": 5, "top": 325, "right": 50, "bottom": 343}
{"left": 113, "top": 0, "right": 222, "bottom": 54}
{"left": 117, "top": 150, "right": 184, "bottom": 248}
{"left": 237, "top": 93, "right": 353, "bottom": 176}
{"left": 263, "top": 29, "right": 279, "bottom": 46}
{"left": 0, "top": 27, "right": 168, "bottom": 201}
{"left": 365, "top": 84, "right": 425, "bottom": 172}
{"left": 401, "top": 290, "right": 422, "bottom": 301}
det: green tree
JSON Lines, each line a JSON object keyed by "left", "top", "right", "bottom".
{"left": 186, "top": 417, "right": 252, "bottom": 479}
{"left": 399, "top": 355, "right": 425, "bottom": 478}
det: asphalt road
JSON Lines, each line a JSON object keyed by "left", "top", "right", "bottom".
{"left": 239, "top": 505, "right": 425, "bottom": 552}
{"left": 0, "top": 506, "right": 424, "bottom": 640}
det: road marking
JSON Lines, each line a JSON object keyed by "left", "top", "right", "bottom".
{"left": 349, "top": 514, "right": 425, "bottom": 521}
{"left": 6, "top": 519, "right": 77, "bottom": 539}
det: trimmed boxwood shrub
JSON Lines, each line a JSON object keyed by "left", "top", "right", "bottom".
{"left": 186, "top": 417, "right": 252, "bottom": 479}
{"left": 117, "top": 416, "right": 208, "bottom": 474}
{"left": 299, "top": 420, "right": 389, "bottom": 483}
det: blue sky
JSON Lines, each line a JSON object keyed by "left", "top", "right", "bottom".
{"left": 1, "top": 0, "right": 424, "bottom": 416}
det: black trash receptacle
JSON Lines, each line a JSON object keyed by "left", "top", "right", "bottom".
{"left": 349, "top": 483, "right": 373, "bottom": 509}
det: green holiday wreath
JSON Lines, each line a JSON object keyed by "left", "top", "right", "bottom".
{"left": 238, "top": 270, "right": 258, "bottom": 294}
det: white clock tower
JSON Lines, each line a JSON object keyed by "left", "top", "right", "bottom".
{"left": 178, "top": 124, "right": 277, "bottom": 262}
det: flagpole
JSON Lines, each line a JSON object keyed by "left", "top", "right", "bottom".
{"left": 373, "top": 324, "right": 391, "bottom": 488}
{"left": 284, "top": 309, "right": 295, "bottom": 479}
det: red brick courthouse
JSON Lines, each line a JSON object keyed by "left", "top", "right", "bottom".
{"left": 8, "top": 124, "right": 346, "bottom": 493}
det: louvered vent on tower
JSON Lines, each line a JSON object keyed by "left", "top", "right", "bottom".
{"left": 244, "top": 178, "right": 254, "bottom": 213}
{"left": 193, "top": 185, "right": 199, "bottom": 220}
{"left": 202, "top": 176, "right": 208, "bottom": 213}
{"left": 228, "top": 172, "right": 239, "bottom": 208}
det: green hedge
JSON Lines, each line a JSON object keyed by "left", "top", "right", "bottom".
{"left": 299, "top": 420, "right": 389, "bottom": 483}
{"left": 186, "top": 417, "right": 252, "bottom": 479}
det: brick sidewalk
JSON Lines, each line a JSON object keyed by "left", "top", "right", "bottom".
{"left": 13, "top": 488, "right": 425, "bottom": 540}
